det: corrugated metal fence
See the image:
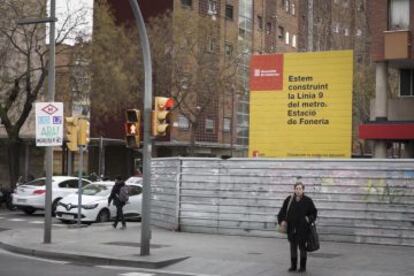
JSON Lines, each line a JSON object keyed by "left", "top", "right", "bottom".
{"left": 151, "top": 158, "right": 414, "bottom": 246}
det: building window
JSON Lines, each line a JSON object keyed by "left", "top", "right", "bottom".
{"left": 291, "top": 3, "right": 296, "bottom": 15}
{"left": 265, "top": 22, "right": 272, "bottom": 35}
{"left": 278, "top": 26, "right": 284, "bottom": 40}
{"left": 284, "top": 0, "right": 290, "bottom": 13}
{"left": 285, "top": 31, "right": 290, "bottom": 45}
{"left": 343, "top": 0, "right": 349, "bottom": 8}
{"left": 257, "top": 15, "right": 263, "bottom": 31}
{"left": 400, "top": 69, "right": 414, "bottom": 96}
{"left": 333, "top": 23, "right": 340, "bottom": 33}
{"left": 223, "top": 118, "right": 231, "bottom": 132}
{"left": 389, "top": 0, "right": 410, "bottom": 30}
{"left": 181, "top": 0, "right": 192, "bottom": 8}
{"left": 225, "top": 4, "right": 234, "bottom": 20}
{"left": 205, "top": 118, "right": 215, "bottom": 133}
{"left": 292, "top": 34, "right": 297, "bottom": 48}
{"left": 344, "top": 28, "right": 349, "bottom": 36}
{"left": 178, "top": 115, "right": 190, "bottom": 129}
{"left": 224, "top": 42, "right": 233, "bottom": 56}
{"left": 208, "top": 0, "right": 218, "bottom": 15}
{"left": 207, "top": 37, "right": 217, "bottom": 52}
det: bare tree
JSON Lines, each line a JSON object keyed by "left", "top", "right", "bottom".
{"left": 0, "top": 0, "right": 89, "bottom": 187}
{"left": 89, "top": 1, "right": 142, "bottom": 137}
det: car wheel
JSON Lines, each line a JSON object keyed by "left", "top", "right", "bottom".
{"left": 22, "top": 207, "right": 36, "bottom": 215}
{"left": 51, "top": 198, "right": 61, "bottom": 216}
{"left": 96, "top": 209, "right": 110, "bottom": 223}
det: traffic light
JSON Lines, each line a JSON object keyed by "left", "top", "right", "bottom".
{"left": 152, "top": 97, "right": 174, "bottom": 137}
{"left": 65, "top": 116, "right": 78, "bottom": 152}
{"left": 78, "top": 117, "right": 90, "bottom": 146}
{"left": 125, "top": 109, "right": 141, "bottom": 148}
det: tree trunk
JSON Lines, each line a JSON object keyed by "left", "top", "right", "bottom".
{"left": 7, "top": 139, "right": 22, "bottom": 190}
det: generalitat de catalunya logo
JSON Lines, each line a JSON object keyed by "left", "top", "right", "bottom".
{"left": 250, "top": 54, "right": 284, "bottom": 91}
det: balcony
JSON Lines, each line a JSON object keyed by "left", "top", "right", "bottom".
{"left": 384, "top": 30, "right": 411, "bottom": 60}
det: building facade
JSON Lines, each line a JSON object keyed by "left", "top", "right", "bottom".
{"left": 359, "top": 0, "right": 414, "bottom": 158}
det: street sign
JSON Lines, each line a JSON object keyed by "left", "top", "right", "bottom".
{"left": 35, "top": 102, "right": 63, "bottom": 146}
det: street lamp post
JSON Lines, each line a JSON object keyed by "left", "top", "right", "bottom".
{"left": 127, "top": 0, "right": 153, "bottom": 256}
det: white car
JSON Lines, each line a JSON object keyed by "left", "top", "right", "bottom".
{"left": 55, "top": 181, "right": 142, "bottom": 223}
{"left": 125, "top": 176, "right": 143, "bottom": 185}
{"left": 12, "top": 176, "right": 92, "bottom": 215}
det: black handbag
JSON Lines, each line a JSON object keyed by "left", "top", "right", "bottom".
{"left": 306, "top": 222, "right": 320, "bottom": 252}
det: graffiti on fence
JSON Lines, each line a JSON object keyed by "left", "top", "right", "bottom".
{"left": 363, "top": 178, "right": 412, "bottom": 204}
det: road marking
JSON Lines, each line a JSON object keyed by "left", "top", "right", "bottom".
{"left": 98, "top": 265, "right": 218, "bottom": 276}
{"left": 8, "top": 218, "right": 26, "bottom": 222}
{"left": 29, "top": 220, "right": 43, "bottom": 224}
{"left": 118, "top": 273, "right": 155, "bottom": 276}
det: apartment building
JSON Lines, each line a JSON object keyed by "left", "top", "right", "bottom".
{"left": 359, "top": 0, "right": 414, "bottom": 158}
{"left": 253, "top": 0, "right": 299, "bottom": 53}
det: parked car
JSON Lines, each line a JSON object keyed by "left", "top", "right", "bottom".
{"left": 12, "top": 176, "right": 92, "bottom": 215}
{"left": 55, "top": 181, "right": 142, "bottom": 223}
{"left": 125, "top": 176, "right": 143, "bottom": 185}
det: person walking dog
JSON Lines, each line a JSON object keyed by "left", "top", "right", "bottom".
{"left": 278, "top": 181, "right": 317, "bottom": 273}
{"left": 108, "top": 176, "right": 129, "bottom": 229}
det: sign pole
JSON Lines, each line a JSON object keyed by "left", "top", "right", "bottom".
{"left": 44, "top": 0, "right": 56, "bottom": 244}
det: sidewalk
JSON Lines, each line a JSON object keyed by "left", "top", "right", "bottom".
{"left": 0, "top": 222, "right": 413, "bottom": 276}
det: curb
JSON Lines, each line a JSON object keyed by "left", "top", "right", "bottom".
{"left": 0, "top": 241, "right": 189, "bottom": 269}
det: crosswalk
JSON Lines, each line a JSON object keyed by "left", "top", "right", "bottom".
{"left": 118, "top": 273, "right": 156, "bottom": 276}
{"left": 0, "top": 215, "right": 65, "bottom": 226}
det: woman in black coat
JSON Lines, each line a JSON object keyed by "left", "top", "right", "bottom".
{"left": 278, "top": 182, "right": 317, "bottom": 273}
{"left": 108, "top": 176, "right": 127, "bottom": 229}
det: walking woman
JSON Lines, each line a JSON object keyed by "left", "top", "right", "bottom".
{"left": 108, "top": 176, "right": 127, "bottom": 229}
{"left": 278, "top": 181, "right": 317, "bottom": 273}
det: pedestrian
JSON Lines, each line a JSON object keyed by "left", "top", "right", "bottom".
{"left": 108, "top": 176, "right": 127, "bottom": 229}
{"left": 277, "top": 181, "right": 318, "bottom": 273}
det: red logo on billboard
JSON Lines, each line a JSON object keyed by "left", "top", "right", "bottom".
{"left": 250, "top": 54, "right": 284, "bottom": 91}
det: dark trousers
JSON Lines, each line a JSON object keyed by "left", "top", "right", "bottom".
{"left": 290, "top": 234, "right": 307, "bottom": 260}
{"left": 114, "top": 203, "right": 125, "bottom": 227}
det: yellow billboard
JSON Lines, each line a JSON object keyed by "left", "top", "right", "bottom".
{"left": 249, "top": 50, "right": 353, "bottom": 158}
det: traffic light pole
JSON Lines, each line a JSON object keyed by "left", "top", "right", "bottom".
{"left": 127, "top": 0, "right": 153, "bottom": 256}
{"left": 77, "top": 146, "right": 84, "bottom": 227}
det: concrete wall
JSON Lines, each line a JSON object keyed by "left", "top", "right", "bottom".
{"left": 151, "top": 158, "right": 414, "bottom": 246}
{"left": 369, "top": 97, "right": 414, "bottom": 121}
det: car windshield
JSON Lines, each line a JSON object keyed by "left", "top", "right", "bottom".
{"left": 80, "top": 184, "right": 111, "bottom": 196}
{"left": 24, "top": 179, "right": 46, "bottom": 187}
